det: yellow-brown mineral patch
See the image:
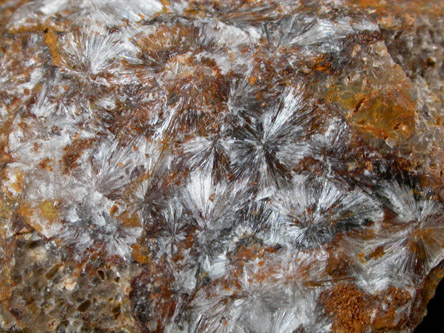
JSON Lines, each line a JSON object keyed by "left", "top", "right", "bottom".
{"left": 39, "top": 200, "right": 60, "bottom": 225}
{"left": 347, "top": 87, "right": 415, "bottom": 142}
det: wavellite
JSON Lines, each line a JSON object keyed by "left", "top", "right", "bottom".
{"left": 1, "top": 0, "right": 444, "bottom": 331}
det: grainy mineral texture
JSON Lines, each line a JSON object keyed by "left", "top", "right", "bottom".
{"left": 1, "top": 0, "right": 444, "bottom": 332}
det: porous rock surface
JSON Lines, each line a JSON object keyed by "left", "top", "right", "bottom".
{"left": 1, "top": 0, "right": 444, "bottom": 332}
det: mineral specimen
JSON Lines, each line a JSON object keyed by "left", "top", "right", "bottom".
{"left": 1, "top": 0, "right": 444, "bottom": 332}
